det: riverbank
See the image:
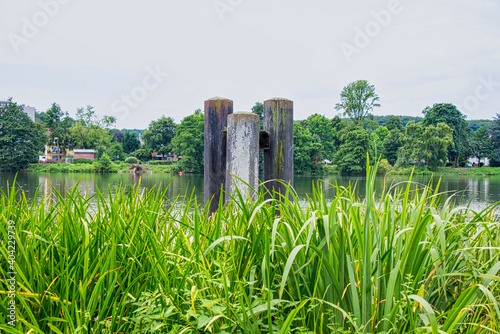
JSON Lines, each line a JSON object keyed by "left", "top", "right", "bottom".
{"left": 26, "top": 162, "right": 178, "bottom": 174}
{"left": 388, "top": 166, "right": 500, "bottom": 176}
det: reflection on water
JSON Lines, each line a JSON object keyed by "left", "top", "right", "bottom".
{"left": 1, "top": 172, "right": 499, "bottom": 211}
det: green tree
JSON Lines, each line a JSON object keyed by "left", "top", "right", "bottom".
{"left": 422, "top": 103, "right": 470, "bottom": 165}
{"left": 302, "top": 114, "right": 339, "bottom": 161}
{"left": 488, "top": 114, "right": 500, "bottom": 166}
{"left": 171, "top": 110, "right": 204, "bottom": 173}
{"left": 44, "top": 103, "right": 75, "bottom": 153}
{"left": 142, "top": 116, "right": 177, "bottom": 155}
{"left": 108, "top": 142, "right": 126, "bottom": 161}
{"left": 122, "top": 131, "right": 141, "bottom": 154}
{"left": 334, "top": 124, "right": 370, "bottom": 174}
{"left": 251, "top": 102, "right": 264, "bottom": 129}
{"left": 383, "top": 130, "right": 402, "bottom": 166}
{"left": 335, "top": 80, "right": 380, "bottom": 124}
{"left": 93, "top": 153, "right": 113, "bottom": 173}
{"left": 131, "top": 148, "right": 153, "bottom": 161}
{"left": 398, "top": 121, "right": 454, "bottom": 170}
{"left": 470, "top": 126, "right": 492, "bottom": 166}
{"left": 0, "top": 99, "right": 47, "bottom": 170}
{"left": 385, "top": 115, "right": 404, "bottom": 132}
{"left": 70, "top": 105, "right": 114, "bottom": 149}
{"left": 293, "top": 123, "right": 322, "bottom": 174}
{"left": 368, "top": 126, "right": 389, "bottom": 162}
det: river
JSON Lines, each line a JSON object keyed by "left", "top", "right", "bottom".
{"left": 1, "top": 172, "right": 499, "bottom": 211}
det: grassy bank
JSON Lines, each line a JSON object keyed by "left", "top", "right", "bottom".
{"left": 1, "top": 166, "right": 500, "bottom": 333}
{"left": 389, "top": 166, "right": 500, "bottom": 176}
{"left": 26, "top": 162, "right": 178, "bottom": 174}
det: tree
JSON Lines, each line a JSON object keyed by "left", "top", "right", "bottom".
{"left": 471, "top": 126, "right": 492, "bottom": 165}
{"left": 368, "top": 126, "right": 389, "bottom": 162}
{"left": 334, "top": 124, "right": 370, "bottom": 174}
{"left": 293, "top": 123, "right": 322, "bottom": 174}
{"left": 251, "top": 102, "right": 264, "bottom": 128}
{"left": 383, "top": 130, "right": 402, "bottom": 166}
{"left": 422, "top": 103, "right": 469, "bottom": 165}
{"left": 385, "top": 115, "right": 404, "bottom": 132}
{"left": 0, "top": 99, "right": 47, "bottom": 170}
{"left": 171, "top": 110, "right": 204, "bottom": 173}
{"left": 397, "top": 121, "right": 454, "bottom": 170}
{"left": 335, "top": 80, "right": 380, "bottom": 124}
{"left": 44, "top": 103, "right": 75, "bottom": 154}
{"left": 131, "top": 148, "right": 153, "bottom": 161}
{"left": 489, "top": 114, "right": 500, "bottom": 167}
{"left": 122, "top": 131, "right": 141, "bottom": 154}
{"left": 142, "top": 116, "right": 177, "bottom": 154}
{"left": 302, "top": 114, "right": 339, "bottom": 161}
{"left": 70, "top": 105, "right": 114, "bottom": 149}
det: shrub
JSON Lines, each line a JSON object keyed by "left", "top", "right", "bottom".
{"left": 93, "top": 153, "right": 113, "bottom": 173}
{"left": 125, "top": 156, "right": 139, "bottom": 164}
{"left": 73, "top": 158, "right": 94, "bottom": 164}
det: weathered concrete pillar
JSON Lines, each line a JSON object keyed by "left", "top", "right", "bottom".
{"left": 226, "top": 112, "right": 260, "bottom": 202}
{"left": 263, "top": 98, "right": 294, "bottom": 200}
{"left": 204, "top": 97, "right": 233, "bottom": 213}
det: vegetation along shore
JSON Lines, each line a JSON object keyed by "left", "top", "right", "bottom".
{"left": 1, "top": 164, "right": 499, "bottom": 333}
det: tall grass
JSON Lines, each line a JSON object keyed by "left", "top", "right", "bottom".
{"left": 1, "top": 164, "right": 500, "bottom": 333}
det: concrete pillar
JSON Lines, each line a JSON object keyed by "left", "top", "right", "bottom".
{"left": 263, "top": 98, "right": 294, "bottom": 200}
{"left": 204, "top": 97, "right": 233, "bottom": 214}
{"left": 226, "top": 112, "right": 260, "bottom": 202}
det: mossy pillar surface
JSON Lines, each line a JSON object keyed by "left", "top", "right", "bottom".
{"left": 204, "top": 97, "right": 233, "bottom": 213}
{"left": 263, "top": 98, "right": 294, "bottom": 200}
{"left": 226, "top": 112, "right": 259, "bottom": 202}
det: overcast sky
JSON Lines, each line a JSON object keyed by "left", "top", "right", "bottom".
{"left": 0, "top": 0, "right": 499, "bottom": 129}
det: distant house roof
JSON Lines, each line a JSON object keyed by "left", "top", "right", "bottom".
{"left": 74, "top": 149, "right": 96, "bottom": 153}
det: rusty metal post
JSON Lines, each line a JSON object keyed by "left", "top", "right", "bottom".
{"left": 263, "top": 98, "right": 294, "bottom": 200}
{"left": 204, "top": 97, "right": 233, "bottom": 213}
{"left": 226, "top": 112, "right": 259, "bottom": 202}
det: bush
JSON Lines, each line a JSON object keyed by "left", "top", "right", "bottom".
{"left": 73, "top": 158, "right": 94, "bottom": 165}
{"left": 125, "top": 157, "right": 139, "bottom": 164}
{"left": 377, "top": 159, "right": 391, "bottom": 174}
{"left": 93, "top": 153, "right": 113, "bottom": 173}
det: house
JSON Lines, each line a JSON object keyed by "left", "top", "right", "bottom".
{"left": 73, "top": 149, "right": 96, "bottom": 160}
{"left": 152, "top": 151, "right": 179, "bottom": 162}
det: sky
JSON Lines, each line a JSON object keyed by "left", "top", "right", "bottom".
{"left": 0, "top": 0, "right": 499, "bottom": 129}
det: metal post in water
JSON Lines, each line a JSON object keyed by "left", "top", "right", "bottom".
{"left": 204, "top": 97, "right": 233, "bottom": 214}
{"left": 225, "top": 112, "right": 260, "bottom": 202}
{"left": 263, "top": 98, "right": 294, "bottom": 200}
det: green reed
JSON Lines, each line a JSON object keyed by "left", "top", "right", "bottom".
{"left": 1, "top": 163, "right": 499, "bottom": 333}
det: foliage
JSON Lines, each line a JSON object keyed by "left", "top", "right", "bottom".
{"left": 398, "top": 121, "right": 454, "bottom": 170}
{"left": 171, "top": 110, "right": 204, "bottom": 173}
{"left": 142, "top": 116, "right": 177, "bottom": 155}
{"left": 294, "top": 123, "right": 323, "bottom": 174}
{"left": 335, "top": 80, "right": 380, "bottom": 124}
{"left": 0, "top": 99, "right": 47, "bottom": 171}
{"left": 385, "top": 115, "right": 404, "bottom": 131}
{"left": 70, "top": 105, "right": 114, "bottom": 149}
{"left": 489, "top": 114, "right": 500, "bottom": 167}
{"left": 302, "top": 114, "right": 343, "bottom": 161}
{"left": 107, "top": 142, "right": 126, "bottom": 161}
{"left": 93, "top": 153, "right": 113, "bottom": 173}
{"left": 423, "top": 103, "right": 470, "bottom": 165}
{"left": 471, "top": 126, "right": 492, "bottom": 165}
{"left": 2, "top": 166, "right": 500, "bottom": 333}
{"left": 44, "top": 103, "right": 75, "bottom": 152}
{"left": 125, "top": 156, "right": 139, "bottom": 164}
{"left": 383, "top": 129, "right": 402, "bottom": 165}
{"left": 122, "top": 131, "right": 141, "bottom": 154}
{"left": 131, "top": 148, "right": 153, "bottom": 161}
{"left": 368, "top": 126, "right": 389, "bottom": 163}
{"left": 72, "top": 158, "right": 94, "bottom": 164}
{"left": 334, "top": 124, "right": 370, "bottom": 174}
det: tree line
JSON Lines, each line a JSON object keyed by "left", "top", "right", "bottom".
{"left": 1, "top": 80, "right": 499, "bottom": 173}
